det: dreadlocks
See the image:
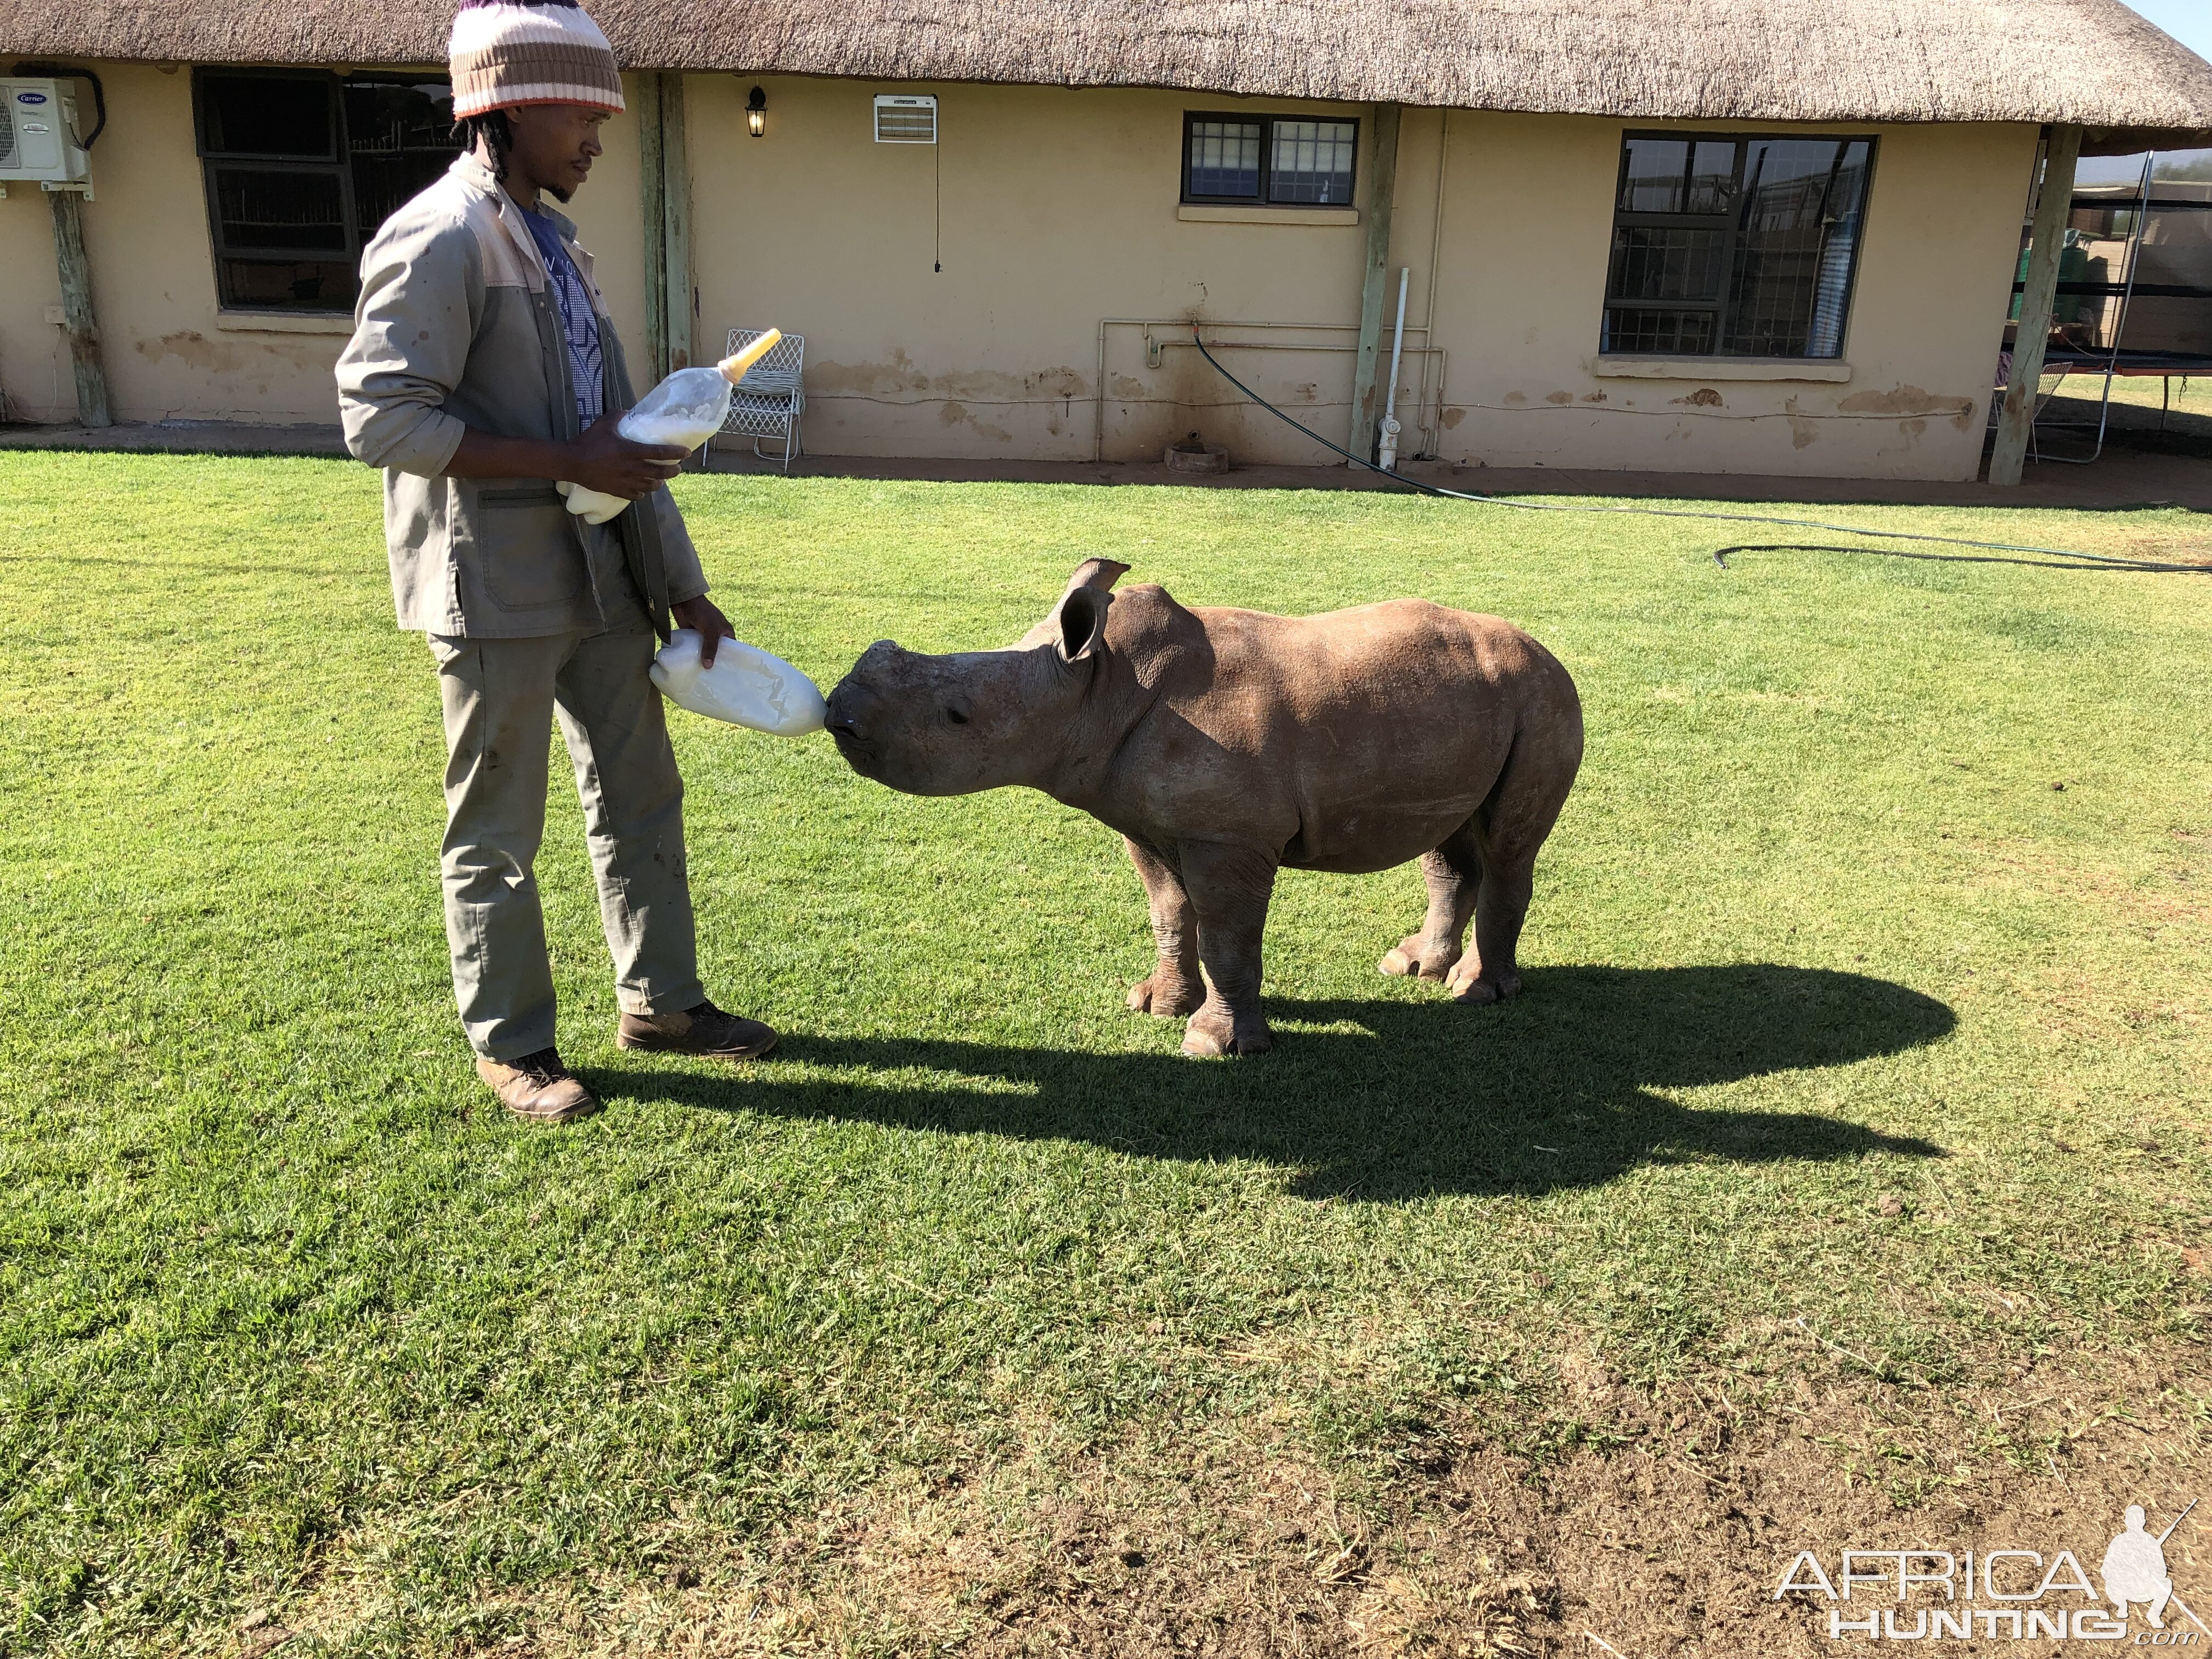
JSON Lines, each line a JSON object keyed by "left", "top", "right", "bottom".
{"left": 454, "top": 110, "right": 514, "bottom": 182}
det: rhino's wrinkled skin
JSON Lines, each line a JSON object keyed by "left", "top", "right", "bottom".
{"left": 825, "top": 560, "right": 1583, "bottom": 1057}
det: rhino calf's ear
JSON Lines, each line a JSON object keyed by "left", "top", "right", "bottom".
{"left": 1057, "top": 585, "right": 1113, "bottom": 663}
{"left": 1065, "top": 557, "right": 1130, "bottom": 594}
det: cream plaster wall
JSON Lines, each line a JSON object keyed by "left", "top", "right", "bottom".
{"left": 685, "top": 78, "right": 1374, "bottom": 465}
{"left": 0, "top": 61, "right": 652, "bottom": 428}
{"left": 687, "top": 82, "right": 2035, "bottom": 479}
{"left": 579, "top": 78, "right": 651, "bottom": 376}
{"left": 0, "top": 165, "right": 70, "bottom": 423}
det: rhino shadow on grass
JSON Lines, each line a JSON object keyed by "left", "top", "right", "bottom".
{"left": 602, "top": 963, "right": 1951, "bottom": 1201}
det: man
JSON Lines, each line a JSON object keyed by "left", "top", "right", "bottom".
{"left": 336, "top": 0, "right": 775, "bottom": 1123}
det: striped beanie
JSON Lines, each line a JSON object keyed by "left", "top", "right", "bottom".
{"left": 449, "top": 0, "right": 625, "bottom": 120}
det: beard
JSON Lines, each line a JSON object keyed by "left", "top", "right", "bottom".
{"left": 546, "top": 182, "right": 575, "bottom": 204}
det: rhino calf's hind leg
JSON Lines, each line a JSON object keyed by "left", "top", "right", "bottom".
{"left": 1176, "top": 842, "right": 1277, "bottom": 1058}
{"left": 1442, "top": 729, "right": 1576, "bottom": 1003}
{"left": 1443, "top": 851, "right": 1533, "bottom": 1005}
{"left": 1380, "top": 843, "right": 1480, "bottom": 981}
{"left": 1124, "top": 837, "right": 1204, "bottom": 1018}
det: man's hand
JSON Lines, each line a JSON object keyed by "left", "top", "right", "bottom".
{"left": 567, "top": 411, "right": 686, "bottom": 499}
{"left": 448, "top": 413, "right": 685, "bottom": 498}
{"left": 672, "top": 595, "right": 737, "bottom": 667}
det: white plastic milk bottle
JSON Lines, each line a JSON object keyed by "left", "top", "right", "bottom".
{"left": 557, "top": 329, "right": 783, "bottom": 524}
{"left": 650, "top": 629, "right": 827, "bottom": 737}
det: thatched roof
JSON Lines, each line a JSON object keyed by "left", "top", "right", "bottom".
{"left": 7, "top": 0, "right": 2211, "bottom": 142}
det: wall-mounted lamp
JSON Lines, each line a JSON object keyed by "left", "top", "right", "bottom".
{"left": 746, "top": 86, "right": 766, "bottom": 137}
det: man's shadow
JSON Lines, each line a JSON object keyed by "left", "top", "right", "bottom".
{"left": 596, "top": 964, "right": 1952, "bottom": 1201}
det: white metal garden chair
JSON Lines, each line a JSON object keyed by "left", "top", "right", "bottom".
{"left": 711, "top": 328, "right": 804, "bottom": 469}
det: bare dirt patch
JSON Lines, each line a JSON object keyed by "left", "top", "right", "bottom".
{"left": 390, "top": 1334, "right": 2212, "bottom": 1658}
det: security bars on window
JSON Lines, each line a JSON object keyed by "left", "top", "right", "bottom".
{"left": 193, "top": 70, "right": 460, "bottom": 314}
{"left": 1601, "top": 133, "right": 1874, "bottom": 359}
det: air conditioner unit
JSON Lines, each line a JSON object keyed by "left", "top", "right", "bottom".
{"left": 873, "top": 94, "right": 937, "bottom": 144}
{"left": 0, "top": 79, "right": 92, "bottom": 183}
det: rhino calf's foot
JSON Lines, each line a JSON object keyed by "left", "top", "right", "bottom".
{"left": 1379, "top": 933, "right": 1464, "bottom": 981}
{"left": 1128, "top": 973, "right": 1205, "bottom": 1017}
{"left": 1182, "top": 1003, "right": 1273, "bottom": 1058}
{"left": 1445, "top": 958, "right": 1522, "bottom": 1005}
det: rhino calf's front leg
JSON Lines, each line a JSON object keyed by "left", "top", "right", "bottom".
{"left": 1124, "top": 837, "right": 1205, "bottom": 1018}
{"left": 1176, "top": 842, "right": 1277, "bottom": 1058}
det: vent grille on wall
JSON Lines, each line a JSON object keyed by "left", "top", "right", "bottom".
{"left": 873, "top": 95, "right": 936, "bottom": 144}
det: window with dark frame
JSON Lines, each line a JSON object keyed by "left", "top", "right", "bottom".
{"left": 1183, "top": 112, "right": 1358, "bottom": 207}
{"left": 1601, "top": 132, "right": 1874, "bottom": 359}
{"left": 194, "top": 70, "right": 461, "bottom": 313}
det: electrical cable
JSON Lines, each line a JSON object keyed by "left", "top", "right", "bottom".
{"left": 1187, "top": 324, "right": 2206, "bottom": 575}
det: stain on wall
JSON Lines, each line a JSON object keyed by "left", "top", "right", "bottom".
{"left": 1838, "top": 383, "right": 1976, "bottom": 419}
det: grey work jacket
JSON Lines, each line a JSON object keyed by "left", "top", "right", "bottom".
{"left": 335, "top": 152, "right": 707, "bottom": 639}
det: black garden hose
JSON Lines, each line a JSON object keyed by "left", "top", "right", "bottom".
{"left": 1188, "top": 323, "right": 2207, "bottom": 576}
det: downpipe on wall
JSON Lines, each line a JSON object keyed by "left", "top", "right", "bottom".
{"left": 1376, "top": 268, "right": 1409, "bottom": 473}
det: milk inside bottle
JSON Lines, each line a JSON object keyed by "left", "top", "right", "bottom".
{"left": 649, "top": 629, "right": 827, "bottom": 737}
{"left": 558, "top": 329, "right": 783, "bottom": 524}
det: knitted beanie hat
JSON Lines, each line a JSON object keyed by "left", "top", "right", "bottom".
{"left": 449, "top": 0, "right": 625, "bottom": 120}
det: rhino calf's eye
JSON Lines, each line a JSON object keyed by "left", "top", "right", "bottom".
{"left": 946, "top": 708, "right": 969, "bottom": 725}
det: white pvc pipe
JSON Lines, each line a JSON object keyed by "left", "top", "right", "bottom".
{"left": 1378, "top": 267, "right": 1409, "bottom": 470}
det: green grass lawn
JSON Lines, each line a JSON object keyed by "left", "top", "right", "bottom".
{"left": 2, "top": 454, "right": 2209, "bottom": 1656}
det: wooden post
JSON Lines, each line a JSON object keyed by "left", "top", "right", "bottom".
{"left": 1349, "top": 103, "right": 1403, "bottom": 465}
{"left": 637, "top": 74, "right": 669, "bottom": 381}
{"left": 636, "top": 72, "right": 692, "bottom": 381}
{"left": 47, "top": 188, "right": 111, "bottom": 428}
{"left": 1988, "top": 123, "right": 2082, "bottom": 486}
{"left": 659, "top": 72, "right": 692, "bottom": 373}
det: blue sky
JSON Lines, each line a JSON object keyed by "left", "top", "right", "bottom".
{"left": 2119, "top": 0, "right": 2210, "bottom": 60}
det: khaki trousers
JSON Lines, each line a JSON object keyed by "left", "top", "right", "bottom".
{"left": 430, "top": 628, "right": 703, "bottom": 1061}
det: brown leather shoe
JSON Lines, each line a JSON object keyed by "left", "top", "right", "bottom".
{"left": 617, "top": 999, "right": 778, "bottom": 1060}
{"left": 475, "top": 1047, "right": 601, "bottom": 1122}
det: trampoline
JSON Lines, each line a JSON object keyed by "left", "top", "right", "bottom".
{"left": 1999, "top": 145, "right": 2212, "bottom": 463}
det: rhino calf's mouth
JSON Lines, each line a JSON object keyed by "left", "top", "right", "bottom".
{"left": 823, "top": 703, "right": 873, "bottom": 771}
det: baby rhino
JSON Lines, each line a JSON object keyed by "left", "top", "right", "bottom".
{"left": 825, "top": 560, "right": 1583, "bottom": 1057}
